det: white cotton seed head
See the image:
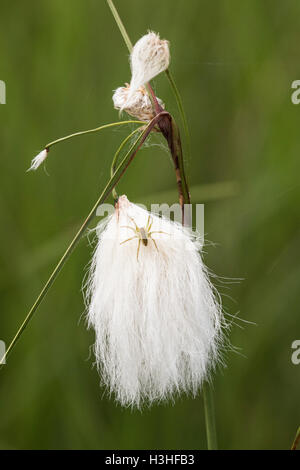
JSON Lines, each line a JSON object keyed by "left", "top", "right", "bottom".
{"left": 129, "top": 31, "right": 170, "bottom": 95}
{"left": 85, "top": 195, "right": 224, "bottom": 408}
{"left": 113, "top": 84, "right": 164, "bottom": 121}
{"left": 27, "top": 148, "right": 48, "bottom": 171}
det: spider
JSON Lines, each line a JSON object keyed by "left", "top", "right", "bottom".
{"left": 120, "top": 215, "right": 168, "bottom": 260}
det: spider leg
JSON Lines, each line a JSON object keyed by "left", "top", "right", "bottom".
{"left": 128, "top": 216, "right": 139, "bottom": 231}
{"left": 147, "top": 216, "right": 154, "bottom": 232}
{"left": 151, "top": 237, "right": 159, "bottom": 252}
{"left": 136, "top": 238, "right": 141, "bottom": 261}
{"left": 149, "top": 231, "right": 169, "bottom": 236}
{"left": 120, "top": 235, "right": 138, "bottom": 245}
{"left": 145, "top": 215, "right": 150, "bottom": 230}
{"left": 145, "top": 215, "right": 152, "bottom": 232}
{"left": 120, "top": 225, "right": 137, "bottom": 233}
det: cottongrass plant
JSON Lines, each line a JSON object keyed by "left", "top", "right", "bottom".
{"left": 85, "top": 195, "right": 223, "bottom": 407}
{"left": 1, "top": 0, "right": 228, "bottom": 449}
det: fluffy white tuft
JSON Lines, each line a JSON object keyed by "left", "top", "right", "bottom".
{"left": 27, "top": 149, "right": 48, "bottom": 171}
{"left": 85, "top": 195, "right": 224, "bottom": 408}
{"left": 113, "top": 84, "right": 164, "bottom": 121}
{"left": 128, "top": 31, "right": 170, "bottom": 102}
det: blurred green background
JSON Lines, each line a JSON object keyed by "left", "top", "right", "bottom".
{"left": 0, "top": 0, "right": 299, "bottom": 450}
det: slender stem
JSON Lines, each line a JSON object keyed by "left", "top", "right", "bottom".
{"left": 145, "top": 83, "right": 163, "bottom": 115}
{"left": 202, "top": 382, "right": 218, "bottom": 450}
{"left": 111, "top": 127, "right": 143, "bottom": 200}
{"left": 45, "top": 120, "right": 146, "bottom": 149}
{"left": 0, "top": 117, "right": 157, "bottom": 368}
{"left": 170, "top": 117, "right": 190, "bottom": 206}
{"left": 165, "top": 69, "right": 191, "bottom": 162}
{"left": 156, "top": 113, "right": 189, "bottom": 223}
{"left": 291, "top": 426, "right": 300, "bottom": 450}
{"left": 106, "top": 0, "right": 133, "bottom": 52}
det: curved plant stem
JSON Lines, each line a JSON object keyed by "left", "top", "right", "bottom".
{"left": 111, "top": 127, "right": 143, "bottom": 201}
{"left": 203, "top": 382, "right": 218, "bottom": 450}
{"left": 0, "top": 117, "right": 158, "bottom": 369}
{"left": 45, "top": 120, "right": 146, "bottom": 149}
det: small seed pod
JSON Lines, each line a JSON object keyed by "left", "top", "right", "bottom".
{"left": 85, "top": 195, "right": 224, "bottom": 408}
{"left": 113, "top": 84, "right": 164, "bottom": 121}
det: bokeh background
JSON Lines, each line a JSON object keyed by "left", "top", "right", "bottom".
{"left": 0, "top": 0, "right": 299, "bottom": 450}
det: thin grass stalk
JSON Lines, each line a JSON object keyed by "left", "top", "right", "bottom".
{"left": 202, "top": 382, "right": 218, "bottom": 449}
{"left": 111, "top": 127, "right": 143, "bottom": 201}
{"left": 291, "top": 426, "right": 300, "bottom": 450}
{"left": 106, "top": 0, "right": 133, "bottom": 52}
{"left": 45, "top": 120, "right": 146, "bottom": 149}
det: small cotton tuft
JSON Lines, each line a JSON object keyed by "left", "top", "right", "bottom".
{"left": 85, "top": 195, "right": 225, "bottom": 408}
{"left": 128, "top": 31, "right": 170, "bottom": 99}
{"left": 113, "top": 84, "right": 164, "bottom": 121}
{"left": 27, "top": 148, "right": 49, "bottom": 171}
